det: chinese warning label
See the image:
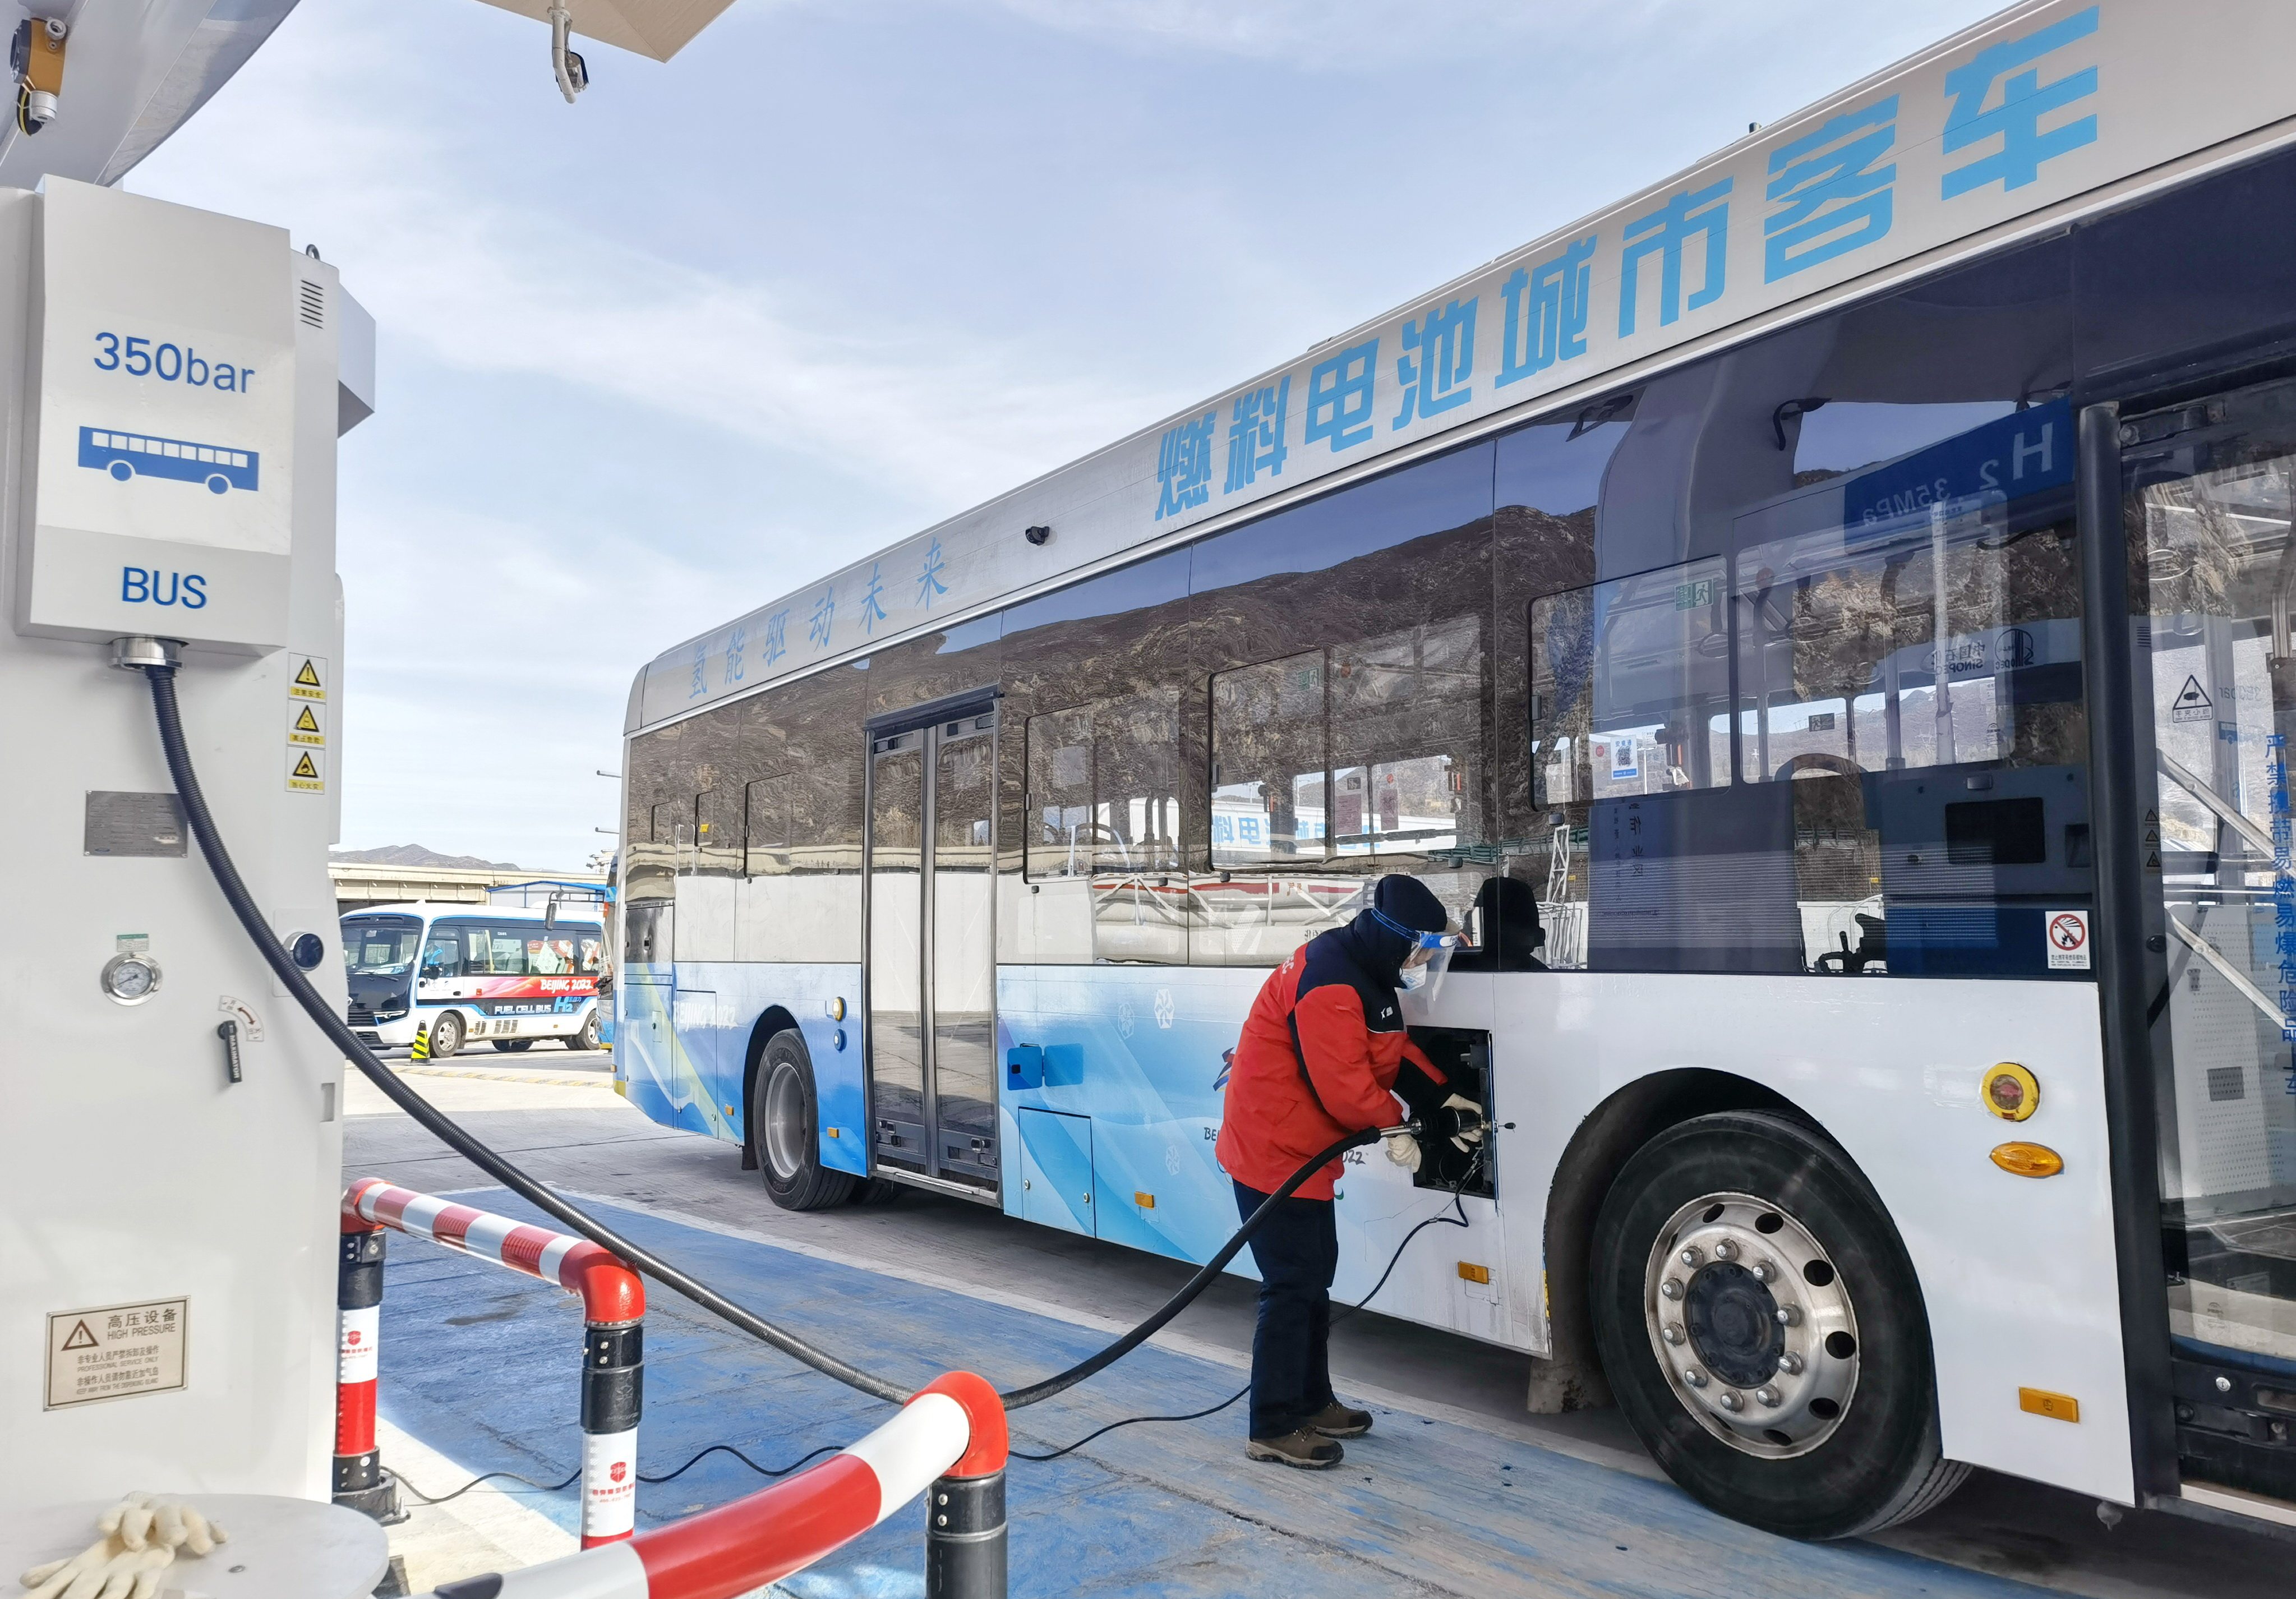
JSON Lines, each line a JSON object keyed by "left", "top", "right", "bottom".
{"left": 2170, "top": 675, "right": 2214, "bottom": 724}
{"left": 46, "top": 1298, "right": 187, "bottom": 1409}
{"left": 2046, "top": 910, "right": 2091, "bottom": 971}
{"left": 286, "top": 655, "right": 328, "bottom": 793}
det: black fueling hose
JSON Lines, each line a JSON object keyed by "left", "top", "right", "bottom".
{"left": 142, "top": 659, "right": 1389, "bottom": 1412}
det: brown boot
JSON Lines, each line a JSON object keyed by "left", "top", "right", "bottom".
{"left": 1246, "top": 1428, "right": 1345, "bottom": 1469}
{"left": 1306, "top": 1400, "right": 1372, "bottom": 1438}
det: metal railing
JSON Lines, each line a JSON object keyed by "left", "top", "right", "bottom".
{"left": 339, "top": 1178, "right": 647, "bottom": 1547}
{"left": 410, "top": 1372, "right": 1007, "bottom": 1598}
{"left": 338, "top": 1178, "right": 1009, "bottom": 1596}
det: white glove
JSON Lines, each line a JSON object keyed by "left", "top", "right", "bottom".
{"left": 101, "top": 1492, "right": 224, "bottom": 1557}
{"left": 1441, "top": 1093, "right": 1486, "bottom": 1154}
{"left": 22, "top": 1495, "right": 227, "bottom": 1599}
{"left": 21, "top": 1536, "right": 174, "bottom": 1599}
{"left": 1383, "top": 1132, "right": 1422, "bottom": 1172}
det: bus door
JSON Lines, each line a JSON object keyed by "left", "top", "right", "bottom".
{"left": 867, "top": 706, "right": 1000, "bottom": 1194}
{"left": 2120, "top": 377, "right": 2296, "bottom": 1505}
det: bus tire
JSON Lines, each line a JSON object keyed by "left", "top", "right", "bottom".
{"left": 1589, "top": 1110, "right": 1967, "bottom": 1541}
{"left": 569, "top": 1010, "right": 601, "bottom": 1051}
{"left": 492, "top": 1039, "right": 534, "bottom": 1052}
{"left": 428, "top": 1010, "right": 464, "bottom": 1059}
{"left": 753, "top": 1029, "right": 854, "bottom": 1211}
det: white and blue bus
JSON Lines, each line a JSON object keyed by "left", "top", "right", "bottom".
{"left": 615, "top": 0, "right": 2296, "bottom": 1540}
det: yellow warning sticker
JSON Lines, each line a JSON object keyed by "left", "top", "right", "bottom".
{"left": 288, "top": 748, "right": 326, "bottom": 794}
{"left": 288, "top": 701, "right": 326, "bottom": 748}
{"left": 46, "top": 1298, "right": 187, "bottom": 1409}
{"left": 289, "top": 656, "right": 327, "bottom": 702}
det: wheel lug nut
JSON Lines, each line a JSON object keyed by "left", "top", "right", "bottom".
{"left": 1680, "top": 1246, "right": 1703, "bottom": 1267}
{"left": 1712, "top": 1239, "right": 1738, "bottom": 1262}
{"left": 1778, "top": 1352, "right": 1805, "bottom": 1375}
{"left": 1774, "top": 1304, "right": 1802, "bottom": 1327}
{"left": 1684, "top": 1367, "right": 1708, "bottom": 1388}
{"left": 1750, "top": 1261, "right": 1775, "bottom": 1283}
{"left": 1660, "top": 1278, "right": 1685, "bottom": 1302}
{"left": 1663, "top": 1322, "right": 1685, "bottom": 1345}
{"left": 1755, "top": 1386, "right": 1781, "bottom": 1408}
{"left": 1718, "top": 1390, "right": 1744, "bottom": 1412}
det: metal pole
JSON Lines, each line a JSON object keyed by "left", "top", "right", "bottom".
{"left": 924, "top": 1467, "right": 1006, "bottom": 1599}
{"left": 332, "top": 1222, "right": 402, "bottom": 1521}
{"left": 579, "top": 1319, "right": 644, "bottom": 1547}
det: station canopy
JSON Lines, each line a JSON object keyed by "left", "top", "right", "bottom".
{"left": 473, "top": 0, "right": 737, "bottom": 61}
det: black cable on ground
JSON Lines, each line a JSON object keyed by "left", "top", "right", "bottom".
{"left": 391, "top": 1442, "right": 846, "bottom": 1506}
{"left": 144, "top": 660, "right": 1409, "bottom": 1417}
{"left": 396, "top": 1180, "right": 1470, "bottom": 1489}
{"left": 391, "top": 1467, "right": 582, "bottom": 1506}
{"left": 1011, "top": 1167, "right": 1476, "bottom": 1462}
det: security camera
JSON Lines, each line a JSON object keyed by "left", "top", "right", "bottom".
{"left": 547, "top": 4, "right": 588, "bottom": 102}
{"left": 11, "top": 15, "right": 66, "bottom": 133}
{"left": 1023, "top": 524, "right": 1053, "bottom": 546}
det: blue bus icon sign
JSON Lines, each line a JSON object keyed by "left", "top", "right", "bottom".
{"left": 79, "top": 426, "right": 259, "bottom": 494}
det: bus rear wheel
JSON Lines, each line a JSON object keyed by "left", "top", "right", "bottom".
{"left": 754, "top": 1029, "right": 853, "bottom": 1211}
{"left": 1590, "top": 1110, "right": 1966, "bottom": 1540}
{"left": 569, "top": 1010, "right": 601, "bottom": 1051}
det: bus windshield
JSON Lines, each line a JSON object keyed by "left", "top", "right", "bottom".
{"left": 343, "top": 918, "right": 422, "bottom": 975}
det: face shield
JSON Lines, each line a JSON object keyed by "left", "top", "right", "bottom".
{"left": 1372, "top": 905, "right": 1460, "bottom": 1006}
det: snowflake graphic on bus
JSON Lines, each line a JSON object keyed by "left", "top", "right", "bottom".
{"left": 79, "top": 426, "right": 258, "bottom": 494}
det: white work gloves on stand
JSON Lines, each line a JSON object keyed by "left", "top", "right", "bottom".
{"left": 20, "top": 1493, "right": 228, "bottom": 1599}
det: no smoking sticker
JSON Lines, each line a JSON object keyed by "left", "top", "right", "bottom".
{"left": 2046, "top": 910, "right": 2091, "bottom": 971}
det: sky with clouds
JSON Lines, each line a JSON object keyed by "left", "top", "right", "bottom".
{"left": 125, "top": 0, "right": 2009, "bottom": 869}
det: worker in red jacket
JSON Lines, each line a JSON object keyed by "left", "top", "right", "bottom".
{"left": 1214, "top": 874, "right": 1482, "bottom": 1468}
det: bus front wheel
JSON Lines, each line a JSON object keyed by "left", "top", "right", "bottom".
{"left": 426, "top": 1010, "right": 464, "bottom": 1059}
{"left": 754, "top": 1029, "right": 854, "bottom": 1211}
{"left": 1590, "top": 1110, "right": 1967, "bottom": 1540}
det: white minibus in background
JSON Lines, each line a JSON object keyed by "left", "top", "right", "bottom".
{"left": 343, "top": 903, "right": 605, "bottom": 1056}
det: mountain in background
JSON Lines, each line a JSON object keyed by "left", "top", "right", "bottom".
{"left": 329, "top": 844, "right": 523, "bottom": 870}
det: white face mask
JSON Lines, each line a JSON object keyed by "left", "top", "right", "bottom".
{"left": 1398, "top": 964, "right": 1428, "bottom": 992}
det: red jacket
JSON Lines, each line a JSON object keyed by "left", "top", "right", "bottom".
{"left": 1215, "top": 924, "right": 1445, "bottom": 1201}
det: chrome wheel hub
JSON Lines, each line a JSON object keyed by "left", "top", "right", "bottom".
{"left": 764, "top": 1059, "right": 808, "bottom": 1179}
{"left": 1643, "top": 1191, "right": 1858, "bottom": 1458}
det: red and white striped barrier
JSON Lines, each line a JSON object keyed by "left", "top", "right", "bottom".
{"left": 341, "top": 1178, "right": 648, "bottom": 1547}
{"left": 343, "top": 1177, "right": 646, "bottom": 1322}
{"left": 413, "top": 1372, "right": 1009, "bottom": 1599}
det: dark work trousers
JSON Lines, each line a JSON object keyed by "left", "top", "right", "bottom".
{"left": 1233, "top": 1179, "right": 1339, "bottom": 1440}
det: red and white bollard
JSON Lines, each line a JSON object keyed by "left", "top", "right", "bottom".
{"left": 342, "top": 1178, "right": 647, "bottom": 1542}
{"left": 333, "top": 1213, "right": 402, "bottom": 1521}
{"left": 580, "top": 1314, "right": 643, "bottom": 1547}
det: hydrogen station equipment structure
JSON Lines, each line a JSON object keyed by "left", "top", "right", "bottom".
{"left": 0, "top": 170, "right": 373, "bottom": 1504}
{"left": 0, "top": 0, "right": 731, "bottom": 1531}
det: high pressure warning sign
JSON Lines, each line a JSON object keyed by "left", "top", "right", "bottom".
{"left": 45, "top": 1297, "right": 187, "bottom": 1409}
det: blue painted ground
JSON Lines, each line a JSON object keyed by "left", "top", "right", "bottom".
{"left": 375, "top": 1192, "right": 2046, "bottom": 1598}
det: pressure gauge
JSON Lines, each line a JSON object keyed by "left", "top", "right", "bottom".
{"left": 100, "top": 952, "right": 163, "bottom": 1006}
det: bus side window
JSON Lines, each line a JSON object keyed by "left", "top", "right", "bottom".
{"left": 419, "top": 934, "right": 460, "bottom": 981}
{"left": 1530, "top": 561, "right": 1797, "bottom": 974}
{"left": 577, "top": 935, "right": 603, "bottom": 974}
{"left": 488, "top": 928, "right": 528, "bottom": 976}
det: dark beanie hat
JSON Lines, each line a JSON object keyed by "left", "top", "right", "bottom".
{"left": 1372, "top": 874, "right": 1447, "bottom": 935}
